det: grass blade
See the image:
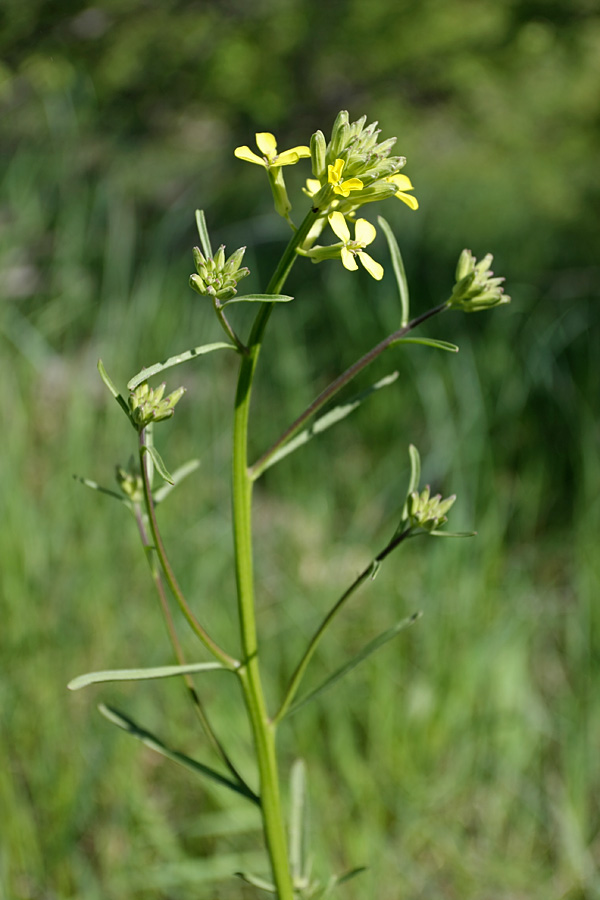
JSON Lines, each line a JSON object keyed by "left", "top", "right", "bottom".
{"left": 68, "top": 661, "right": 226, "bottom": 691}
{"left": 127, "top": 342, "right": 237, "bottom": 391}
{"left": 288, "top": 613, "right": 421, "bottom": 717}
{"left": 378, "top": 216, "right": 409, "bottom": 326}
{"left": 235, "top": 872, "right": 276, "bottom": 892}
{"left": 98, "top": 704, "right": 259, "bottom": 804}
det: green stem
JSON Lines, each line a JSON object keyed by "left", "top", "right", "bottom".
{"left": 132, "top": 503, "right": 254, "bottom": 798}
{"left": 139, "top": 430, "right": 239, "bottom": 671}
{"left": 231, "top": 207, "right": 319, "bottom": 899}
{"left": 273, "top": 528, "right": 411, "bottom": 725}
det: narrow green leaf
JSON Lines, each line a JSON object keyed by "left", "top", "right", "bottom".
{"left": 222, "top": 293, "right": 293, "bottom": 306}
{"left": 127, "top": 342, "right": 237, "bottom": 391}
{"left": 97, "top": 359, "right": 130, "bottom": 417}
{"left": 142, "top": 444, "right": 173, "bottom": 485}
{"left": 257, "top": 372, "right": 399, "bottom": 475}
{"left": 98, "top": 704, "right": 259, "bottom": 804}
{"left": 407, "top": 444, "right": 421, "bottom": 497}
{"left": 378, "top": 216, "right": 409, "bottom": 326}
{"left": 235, "top": 872, "right": 276, "bottom": 893}
{"left": 73, "top": 475, "right": 130, "bottom": 506}
{"left": 391, "top": 337, "right": 459, "bottom": 353}
{"left": 153, "top": 459, "right": 200, "bottom": 504}
{"left": 68, "top": 661, "right": 226, "bottom": 691}
{"left": 195, "top": 209, "right": 213, "bottom": 258}
{"left": 428, "top": 529, "right": 477, "bottom": 538}
{"left": 288, "top": 613, "right": 421, "bottom": 716}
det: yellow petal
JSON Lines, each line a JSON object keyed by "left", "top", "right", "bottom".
{"left": 304, "top": 178, "right": 322, "bottom": 196}
{"left": 388, "top": 174, "right": 414, "bottom": 191}
{"left": 328, "top": 211, "right": 350, "bottom": 243}
{"left": 358, "top": 251, "right": 384, "bottom": 281}
{"left": 234, "top": 146, "right": 267, "bottom": 166}
{"left": 328, "top": 158, "right": 345, "bottom": 184}
{"left": 333, "top": 177, "right": 364, "bottom": 197}
{"left": 255, "top": 132, "right": 277, "bottom": 157}
{"left": 341, "top": 246, "right": 358, "bottom": 271}
{"left": 276, "top": 146, "right": 310, "bottom": 166}
{"left": 354, "top": 218, "right": 376, "bottom": 247}
{"left": 396, "top": 191, "right": 419, "bottom": 210}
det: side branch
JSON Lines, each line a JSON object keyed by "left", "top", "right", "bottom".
{"left": 249, "top": 302, "right": 448, "bottom": 479}
{"left": 139, "top": 429, "right": 239, "bottom": 670}
{"left": 273, "top": 527, "right": 412, "bottom": 725}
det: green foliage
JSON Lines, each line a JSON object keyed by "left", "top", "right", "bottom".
{"left": 1, "top": 3, "right": 599, "bottom": 899}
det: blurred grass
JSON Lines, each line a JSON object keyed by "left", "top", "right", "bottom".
{"left": 1, "top": 2, "right": 600, "bottom": 897}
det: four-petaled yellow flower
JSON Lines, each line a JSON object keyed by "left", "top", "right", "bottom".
{"left": 329, "top": 211, "right": 383, "bottom": 280}
{"left": 386, "top": 174, "right": 419, "bottom": 210}
{"left": 328, "top": 158, "right": 364, "bottom": 197}
{"left": 234, "top": 132, "right": 310, "bottom": 168}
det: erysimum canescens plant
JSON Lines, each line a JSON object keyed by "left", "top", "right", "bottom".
{"left": 72, "top": 110, "right": 509, "bottom": 899}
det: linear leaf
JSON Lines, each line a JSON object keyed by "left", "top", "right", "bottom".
{"left": 68, "top": 661, "right": 226, "bottom": 691}
{"left": 378, "top": 216, "right": 409, "bottom": 326}
{"left": 428, "top": 529, "right": 477, "bottom": 538}
{"left": 391, "top": 337, "right": 459, "bottom": 353}
{"left": 98, "top": 704, "right": 259, "bottom": 804}
{"left": 142, "top": 444, "right": 173, "bottom": 485}
{"left": 97, "top": 359, "right": 130, "bottom": 417}
{"left": 195, "top": 209, "right": 213, "bottom": 258}
{"left": 154, "top": 458, "right": 200, "bottom": 504}
{"left": 235, "top": 872, "right": 276, "bottom": 893}
{"left": 287, "top": 613, "right": 421, "bottom": 717}
{"left": 73, "top": 475, "right": 130, "bottom": 506}
{"left": 257, "top": 372, "right": 399, "bottom": 475}
{"left": 222, "top": 293, "right": 293, "bottom": 306}
{"left": 127, "top": 342, "right": 237, "bottom": 391}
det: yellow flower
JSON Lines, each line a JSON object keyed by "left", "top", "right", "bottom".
{"left": 234, "top": 132, "right": 310, "bottom": 168}
{"left": 386, "top": 174, "right": 419, "bottom": 210}
{"left": 327, "top": 158, "right": 364, "bottom": 197}
{"left": 328, "top": 211, "right": 383, "bottom": 280}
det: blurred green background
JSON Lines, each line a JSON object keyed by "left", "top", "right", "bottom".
{"left": 1, "top": 0, "right": 599, "bottom": 898}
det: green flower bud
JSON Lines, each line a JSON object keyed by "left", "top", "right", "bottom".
{"left": 190, "top": 243, "right": 250, "bottom": 302}
{"left": 448, "top": 250, "right": 510, "bottom": 313}
{"left": 329, "top": 110, "right": 350, "bottom": 160}
{"left": 407, "top": 486, "right": 456, "bottom": 532}
{"left": 310, "top": 130, "right": 327, "bottom": 180}
{"left": 128, "top": 382, "right": 186, "bottom": 430}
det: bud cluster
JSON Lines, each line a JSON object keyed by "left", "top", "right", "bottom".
{"left": 128, "top": 382, "right": 185, "bottom": 430}
{"left": 310, "top": 111, "right": 408, "bottom": 211}
{"left": 406, "top": 486, "right": 456, "bottom": 532}
{"left": 189, "top": 245, "right": 250, "bottom": 303}
{"left": 448, "top": 249, "right": 510, "bottom": 313}
{"left": 115, "top": 463, "right": 144, "bottom": 503}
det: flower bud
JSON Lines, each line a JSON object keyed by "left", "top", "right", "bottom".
{"left": 190, "top": 244, "right": 250, "bottom": 302}
{"left": 115, "top": 463, "right": 144, "bottom": 503}
{"left": 310, "top": 130, "right": 327, "bottom": 180}
{"left": 448, "top": 250, "right": 510, "bottom": 313}
{"left": 407, "top": 486, "right": 456, "bottom": 532}
{"left": 128, "top": 382, "right": 186, "bottom": 430}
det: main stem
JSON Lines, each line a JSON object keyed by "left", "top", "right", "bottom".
{"left": 232, "top": 209, "right": 318, "bottom": 899}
